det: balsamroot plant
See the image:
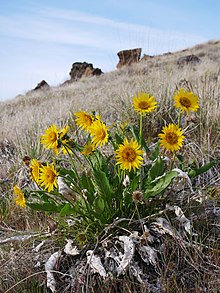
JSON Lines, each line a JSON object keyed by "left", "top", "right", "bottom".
{"left": 13, "top": 88, "right": 218, "bottom": 242}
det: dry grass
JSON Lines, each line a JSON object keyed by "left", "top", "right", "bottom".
{"left": 0, "top": 39, "right": 220, "bottom": 292}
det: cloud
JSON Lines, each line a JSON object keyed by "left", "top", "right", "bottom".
{"left": 0, "top": 4, "right": 207, "bottom": 100}
{"left": 0, "top": 6, "right": 205, "bottom": 53}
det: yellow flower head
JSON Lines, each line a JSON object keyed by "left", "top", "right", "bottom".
{"left": 40, "top": 124, "right": 59, "bottom": 155}
{"left": 39, "top": 163, "right": 59, "bottom": 192}
{"left": 81, "top": 142, "right": 95, "bottom": 156}
{"left": 158, "top": 123, "right": 185, "bottom": 152}
{"left": 115, "top": 138, "right": 144, "bottom": 172}
{"left": 133, "top": 92, "right": 157, "bottom": 115}
{"left": 59, "top": 125, "right": 69, "bottom": 139}
{"left": 13, "top": 185, "right": 26, "bottom": 208}
{"left": 75, "top": 111, "right": 94, "bottom": 132}
{"left": 173, "top": 88, "right": 199, "bottom": 115}
{"left": 59, "top": 125, "right": 71, "bottom": 154}
{"left": 89, "top": 120, "right": 109, "bottom": 148}
{"left": 30, "top": 159, "right": 41, "bottom": 184}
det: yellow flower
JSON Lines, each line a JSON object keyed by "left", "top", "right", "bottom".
{"left": 59, "top": 125, "right": 71, "bottom": 154}
{"left": 81, "top": 142, "right": 95, "bottom": 156}
{"left": 75, "top": 111, "right": 94, "bottom": 132}
{"left": 115, "top": 138, "right": 144, "bottom": 172}
{"left": 60, "top": 125, "right": 69, "bottom": 139}
{"left": 30, "top": 159, "right": 41, "bottom": 184}
{"left": 133, "top": 92, "right": 157, "bottom": 115}
{"left": 158, "top": 124, "right": 185, "bottom": 152}
{"left": 13, "top": 185, "right": 26, "bottom": 208}
{"left": 89, "top": 120, "right": 108, "bottom": 148}
{"left": 173, "top": 88, "right": 199, "bottom": 115}
{"left": 40, "top": 124, "right": 59, "bottom": 155}
{"left": 39, "top": 163, "right": 59, "bottom": 192}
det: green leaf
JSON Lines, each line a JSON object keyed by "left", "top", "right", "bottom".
{"left": 123, "top": 190, "right": 133, "bottom": 207}
{"left": 80, "top": 172, "right": 95, "bottom": 204}
{"left": 59, "top": 203, "right": 72, "bottom": 216}
{"left": 188, "top": 159, "right": 219, "bottom": 178}
{"left": 115, "top": 133, "right": 124, "bottom": 145}
{"left": 130, "top": 175, "right": 140, "bottom": 190}
{"left": 27, "top": 202, "right": 61, "bottom": 212}
{"left": 148, "top": 156, "right": 164, "bottom": 181}
{"left": 59, "top": 168, "right": 76, "bottom": 178}
{"left": 144, "top": 170, "right": 178, "bottom": 199}
{"left": 80, "top": 172, "right": 88, "bottom": 189}
{"left": 176, "top": 154, "right": 184, "bottom": 169}
{"left": 93, "top": 195, "right": 105, "bottom": 214}
{"left": 93, "top": 169, "right": 113, "bottom": 201}
{"left": 29, "top": 191, "right": 49, "bottom": 202}
{"left": 176, "top": 154, "right": 184, "bottom": 163}
{"left": 141, "top": 136, "right": 150, "bottom": 154}
{"left": 150, "top": 142, "right": 160, "bottom": 161}
{"left": 130, "top": 125, "right": 140, "bottom": 141}
{"left": 130, "top": 125, "right": 150, "bottom": 153}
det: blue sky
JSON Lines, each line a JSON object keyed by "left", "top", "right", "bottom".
{"left": 0, "top": 0, "right": 219, "bottom": 101}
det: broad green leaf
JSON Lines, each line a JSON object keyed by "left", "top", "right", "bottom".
{"left": 115, "top": 133, "right": 124, "bottom": 146}
{"left": 130, "top": 125, "right": 140, "bottom": 141}
{"left": 144, "top": 170, "right": 178, "bottom": 199}
{"left": 129, "top": 125, "right": 150, "bottom": 153}
{"left": 150, "top": 142, "right": 160, "bottom": 161}
{"left": 93, "top": 169, "right": 113, "bottom": 201}
{"left": 188, "top": 159, "right": 219, "bottom": 178}
{"left": 93, "top": 195, "right": 105, "bottom": 214}
{"left": 60, "top": 203, "right": 72, "bottom": 216}
{"left": 59, "top": 168, "right": 77, "bottom": 180}
{"left": 80, "top": 172, "right": 95, "bottom": 204}
{"left": 30, "top": 191, "right": 50, "bottom": 202}
{"left": 141, "top": 136, "right": 150, "bottom": 154}
{"left": 130, "top": 175, "right": 140, "bottom": 190}
{"left": 176, "top": 154, "right": 184, "bottom": 169}
{"left": 123, "top": 190, "right": 133, "bottom": 206}
{"left": 148, "top": 156, "right": 164, "bottom": 181}
{"left": 27, "top": 202, "right": 61, "bottom": 212}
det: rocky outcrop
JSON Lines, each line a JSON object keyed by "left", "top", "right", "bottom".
{"left": 69, "top": 62, "right": 103, "bottom": 81}
{"left": 116, "top": 48, "right": 142, "bottom": 68}
{"left": 177, "top": 54, "right": 201, "bottom": 67}
{"left": 33, "top": 80, "right": 50, "bottom": 91}
{"left": 141, "top": 54, "right": 153, "bottom": 61}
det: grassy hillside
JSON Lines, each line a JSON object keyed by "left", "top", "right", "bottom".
{"left": 0, "top": 39, "right": 220, "bottom": 292}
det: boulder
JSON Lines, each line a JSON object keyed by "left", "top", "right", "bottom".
{"left": 69, "top": 62, "right": 103, "bottom": 81}
{"left": 33, "top": 80, "right": 50, "bottom": 91}
{"left": 177, "top": 54, "right": 201, "bottom": 67}
{"left": 116, "top": 48, "right": 142, "bottom": 68}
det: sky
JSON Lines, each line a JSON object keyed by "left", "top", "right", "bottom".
{"left": 0, "top": 0, "right": 220, "bottom": 101}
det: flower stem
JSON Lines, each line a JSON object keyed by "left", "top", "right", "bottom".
{"left": 170, "top": 151, "right": 176, "bottom": 170}
{"left": 139, "top": 114, "right": 143, "bottom": 145}
{"left": 177, "top": 110, "right": 182, "bottom": 128}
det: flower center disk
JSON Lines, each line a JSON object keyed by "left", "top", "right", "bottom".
{"left": 97, "top": 129, "right": 107, "bottom": 140}
{"left": 138, "top": 101, "right": 150, "bottom": 110}
{"left": 46, "top": 170, "right": 56, "bottom": 182}
{"left": 49, "top": 132, "right": 57, "bottom": 142}
{"left": 122, "top": 147, "right": 137, "bottom": 162}
{"left": 165, "top": 132, "right": 178, "bottom": 144}
{"left": 179, "top": 96, "right": 191, "bottom": 108}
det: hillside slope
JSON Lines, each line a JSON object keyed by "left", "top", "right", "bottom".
{"left": 0, "top": 39, "right": 220, "bottom": 178}
{"left": 0, "top": 39, "right": 220, "bottom": 293}
{"left": 0, "top": 39, "right": 220, "bottom": 140}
